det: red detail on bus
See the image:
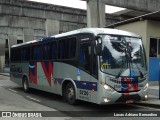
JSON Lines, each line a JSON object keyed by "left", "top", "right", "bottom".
{"left": 41, "top": 62, "right": 54, "bottom": 86}
{"left": 29, "top": 62, "right": 37, "bottom": 84}
{"left": 123, "top": 77, "right": 139, "bottom": 96}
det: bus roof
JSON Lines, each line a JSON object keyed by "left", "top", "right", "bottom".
{"left": 12, "top": 28, "right": 140, "bottom": 48}
{"left": 54, "top": 28, "right": 140, "bottom": 38}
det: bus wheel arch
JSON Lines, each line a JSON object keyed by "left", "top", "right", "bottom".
{"left": 62, "top": 80, "right": 77, "bottom": 105}
{"left": 22, "top": 75, "right": 30, "bottom": 92}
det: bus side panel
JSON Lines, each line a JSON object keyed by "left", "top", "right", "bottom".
{"left": 36, "top": 61, "right": 57, "bottom": 94}
{"left": 54, "top": 62, "right": 78, "bottom": 96}
{"left": 10, "top": 62, "right": 29, "bottom": 87}
{"left": 27, "top": 61, "right": 56, "bottom": 94}
{"left": 90, "top": 76, "right": 98, "bottom": 104}
{"left": 29, "top": 61, "right": 42, "bottom": 90}
{"left": 54, "top": 62, "right": 98, "bottom": 103}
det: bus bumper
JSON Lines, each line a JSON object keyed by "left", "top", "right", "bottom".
{"left": 99, "top": 88, "right": 148, "bottom": 104}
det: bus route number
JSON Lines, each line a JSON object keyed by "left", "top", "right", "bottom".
{"left": 79, "top": 90, "right": 89, "bottom": 96}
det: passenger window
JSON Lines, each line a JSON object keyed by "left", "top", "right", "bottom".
{"left": 69, "top": 38, "right": 76, "bottom": 59}
{"left": 79, "top": 42, "right": 91, "bottom": 72}
{"left": 37, "top": 45, "right": 42, "bottom": 60}
{"left": 33, "top": 46, "right": 37, "bottom": 60}
{"left": 52, "top": 42, "right": 57, "bottom": 60}
{"left": 58, "top": 40, "right": 65, "bottom": 59}
{"left": 43, "top": 43, "right": 52, "bottom": 60}
{"left": 92, "top": 45, "right": 98, "bottom": 77}
{"left": 58, "top": 37, "right": 76, "bottom": 59}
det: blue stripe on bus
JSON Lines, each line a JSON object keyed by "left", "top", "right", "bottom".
{"left": 53, "top": 78, "right": 97, "bottom": 91}
{"left": 74, "top": 81, "right": 97, "bottom": 91}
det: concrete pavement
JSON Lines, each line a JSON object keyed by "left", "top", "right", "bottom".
{"left": 136, "top": 86, "right": 160, "bottom": 108}
{"left": 0, "top": 72, "right": 10, "bottom": 77}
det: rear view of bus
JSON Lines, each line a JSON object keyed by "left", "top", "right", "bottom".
{"left": 97, "top": 32, "right": 148, "bottom": 104}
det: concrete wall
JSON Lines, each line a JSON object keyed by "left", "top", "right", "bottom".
{"left": 0, "top": 0, "right": 87, "bottom": 70}
{"left": 0, "top": 38, "right": 5, "bottom": 71}
{"left": 147, "top": 20, "right": 160, "bottom": 42}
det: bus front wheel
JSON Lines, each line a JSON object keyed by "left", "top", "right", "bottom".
{"left": 22, "top": 77, "right": 29, "bottom": 92}
{"left": 66, "top": 83, "right": 77, "bottom": 105}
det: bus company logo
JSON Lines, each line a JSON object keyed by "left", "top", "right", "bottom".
{"left": 130, "top": 70, "right": 135, "bottom": 77}
{"left": 29, "top": 62, "right": 37, "bottom": 84}
{"left": 41, "top": 61, "right": 54, "bottom": 86}
{"left": 122, "top": 77, "right": 138, "bottom": 96}
{"left": 29, "top": 65, "right": 35, "bottom": 69}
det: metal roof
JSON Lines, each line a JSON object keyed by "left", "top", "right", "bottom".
{"left": 106, "top": 11, "right": 160, "bottom": 28}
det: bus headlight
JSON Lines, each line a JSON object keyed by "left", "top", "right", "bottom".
{"left": 145, "top": 95, "right": 148, "bottom": 99}
{"left": 104, "top": 98, "right": 110, "bottom": 103}
{"left": 143, "top": 83, "right": 149, "bottom": 91}
{"left": 103, "top": 84, "right": 115, "bottom": 93}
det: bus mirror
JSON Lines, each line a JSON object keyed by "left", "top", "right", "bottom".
{"left": 96, "top": 43, "right": 102, "bottom": 55}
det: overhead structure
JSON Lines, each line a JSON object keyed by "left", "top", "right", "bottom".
{"left": 103, "top": 0, "right": 160, "bottom": 12}
{"left": 86, "top": 0, "right": 105, "bottom": 28}
{"left": 83, "top": 0, "right": 160, "bottom": 27}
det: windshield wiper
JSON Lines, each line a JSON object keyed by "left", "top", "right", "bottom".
{"left": 133, "top": 63, "right": 144, "bottom": 78}
{"left": 116, "top": 57, "right": 126, "bottom": 78}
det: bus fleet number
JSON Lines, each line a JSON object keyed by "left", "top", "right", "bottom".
{"left": 79, "top": 90, "right": 89, "bottom": 96}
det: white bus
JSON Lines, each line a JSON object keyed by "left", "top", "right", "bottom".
{"left": 10, "top": 28, "right": 148, "bottom": 105}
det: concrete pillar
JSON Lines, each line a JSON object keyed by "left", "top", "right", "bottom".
{"left": 0, "top": 39, "right": 5, "bottom": 72}
{"left": 87, "top": 0, "right": 105, "bottom": 28}
{"left": 45, "top": 19, "right": 60, "bottom": 36}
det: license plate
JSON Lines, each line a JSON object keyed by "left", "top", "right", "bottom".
{"left": 126, "top": 100, "right": 134, "bottom": 104}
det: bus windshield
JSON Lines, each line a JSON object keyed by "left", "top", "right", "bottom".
{"left": 100, "top": 34, "right": 147, "bottom": 77}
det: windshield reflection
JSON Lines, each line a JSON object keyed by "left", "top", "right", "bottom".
{"left": 100, "top": 35, "right": 147, "bottom": 77}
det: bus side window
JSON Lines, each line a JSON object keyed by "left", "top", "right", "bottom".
{"left": 58, "top": 40, "right": 65, "bottom": 59}
{"left": 58, "top": 37, "right": 76, "bottom": 60}
{"left": 42, "top": 43, "right": 52, "bottom": 60}
{"left": 79, "top": 42, "right": 91, "bottom": 72}
{"left": 52, "top": 42, "right": 57, "bottom": 60}
{"left": 69, "top": 38, "right": 76, "bottom": 59}
{"left": 37, "top": 45, "right": 42, "bottom": 61}
{"left": 21, "top": 48, "right": 27, "bottom": 61}
{"left": 16, "top": 48, "right": 21, "bottom": 61}
{"left": 33, "top": 46, "right": 37, "bottom": 60}
{"left": 30, "top": 46, "right": 35, "bottom": 60}
{"left": 92, "top": 45, "right": 98, "bottom": 77}
{"left": 11, "top": 49, "right": 14, "bottom": 61}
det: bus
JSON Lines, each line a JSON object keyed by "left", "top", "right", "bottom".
{"left": 10, "top": 28, "right": 148, "bottom": 105}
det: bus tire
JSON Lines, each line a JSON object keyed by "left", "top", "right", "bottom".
{"left": 62, "top": 86, "right": 67, "bottom": 102}
{"left": 22, "top": 77, "right": 29, "bottom": 92}
{"left": 66, "top": 82, "right": 77, "bottom": 105}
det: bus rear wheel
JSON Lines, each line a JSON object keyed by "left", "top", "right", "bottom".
{"left": 66, "top": 83, "right": 77, "bottom": 105}
{"left": 23, "top": 77, "right": 29, "bottom": 92}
